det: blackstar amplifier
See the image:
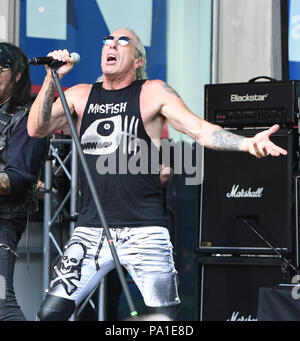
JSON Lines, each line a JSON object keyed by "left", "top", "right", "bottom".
{"left": 205, "top": 79, "right": 300, "bottom": 127}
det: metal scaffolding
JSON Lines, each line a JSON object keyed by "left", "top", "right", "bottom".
{"left": 42, "top": 137, "right": 107, "bottom": 320}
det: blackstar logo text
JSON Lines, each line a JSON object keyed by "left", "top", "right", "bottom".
{"left": 226, "top": 185, "right": 264, "bottom": 198}
{"left": 230, "top": 93, "right": 268, "bottom": 103}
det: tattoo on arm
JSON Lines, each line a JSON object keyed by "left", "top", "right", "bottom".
{"left": 162, "top": 83, "right": 181, "bottom": 99}
{"left": 42, "top": 83, "right": 55, "bottom": 124}
{"left": 0, "top": 173, "right": 10, "bottom": 195}
{"left": 212, "top": 129, "right": 245, "bottom": 151}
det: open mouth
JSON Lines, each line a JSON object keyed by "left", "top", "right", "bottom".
{"left": 107, "top": 54, "right": 117, "bottom": 63}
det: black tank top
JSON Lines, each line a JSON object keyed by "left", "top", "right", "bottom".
{"left": 76, "top": 80, "right": 168, "bottom": 228}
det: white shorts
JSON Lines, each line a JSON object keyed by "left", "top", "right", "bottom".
{"left": 48, "top": 226, "right": 180, "bottom": 308}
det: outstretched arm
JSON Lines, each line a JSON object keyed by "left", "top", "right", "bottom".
{"left": 206, "top": 123, "right": 286, "bottom": 158}
{"left": 150, "top": 80, "right": 287, "bottom": 158}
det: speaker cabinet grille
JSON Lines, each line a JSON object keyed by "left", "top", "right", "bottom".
{"left": 196, "top": 128, "right": 297, "bottom": 255}
{"left": 195, "top": 256, "right": 286, "bottom": 321}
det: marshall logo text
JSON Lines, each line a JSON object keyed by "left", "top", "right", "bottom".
{"left": 226, "top": 185, "right": 264, "bottom": 198}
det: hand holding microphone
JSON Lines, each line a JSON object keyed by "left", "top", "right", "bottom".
{"left": 29, "top": 50, "right": 80, "bottom": 76}
{"left": 29, "top": 52, "right": 80, "bottom": 67}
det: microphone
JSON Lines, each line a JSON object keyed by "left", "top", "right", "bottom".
{"left": 28, "top": 52, "right": 80, "bottom": 67}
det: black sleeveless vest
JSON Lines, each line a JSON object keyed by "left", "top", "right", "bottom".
{"left": 76, "top": 80, "right": 168, "bottom": 228}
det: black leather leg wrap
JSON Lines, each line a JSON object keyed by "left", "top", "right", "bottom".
{"left": 146, "top": 304, "right": 181, "bottom": 321}
{"left": 37, "top": 294, "right": 75, "bottom": 321}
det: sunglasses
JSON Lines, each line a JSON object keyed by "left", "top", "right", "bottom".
{"left": 102, "top": 35, "right": 131, "bottom": 46}
{"left": 0, "top": 67, "right": 11, "bottom": 75}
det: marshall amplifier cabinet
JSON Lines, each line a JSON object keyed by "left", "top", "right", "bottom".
{"left": 195, "top": 256, "right": 286, "bottom": 321}
{"left": 205, "top": 79, "right": 300, "bottom": 127}
{"left": 196, "top": 128, "right": 298, "bottom": 255}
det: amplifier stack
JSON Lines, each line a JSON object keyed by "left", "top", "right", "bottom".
{"left": 195, "top": 79, "right": 300, "bottom": 321}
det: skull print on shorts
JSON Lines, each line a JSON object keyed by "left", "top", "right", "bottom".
{"left": 50, "top": 242, "right": 86, "bottom": 295}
